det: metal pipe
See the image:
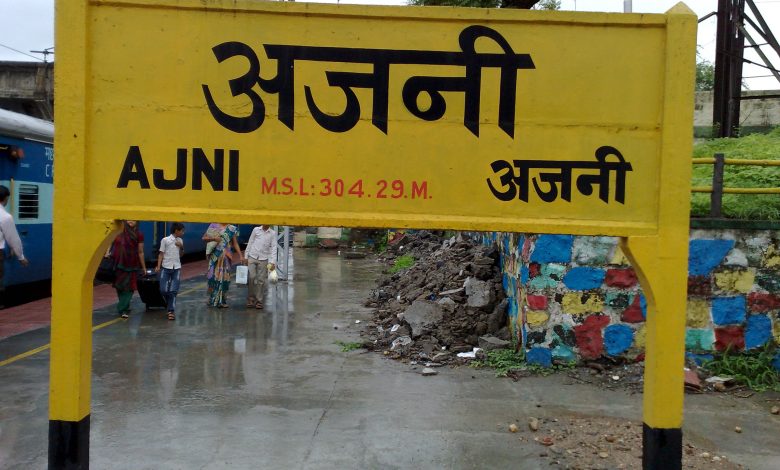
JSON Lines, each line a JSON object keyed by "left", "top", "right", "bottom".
{"left": 283, "top": 226, "right": 290, "bottom": 281}
{"left": 710, "top": 154, "right": 725, "bottom": 217}
{"left": 692, "top": 158, "right": 780, "bottom": 166}
{"left": 692, "top": 187, "right": 780, "bottom": 194}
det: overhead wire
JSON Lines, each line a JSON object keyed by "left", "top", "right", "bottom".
{"left": 0, "top": 43, "right": 44, "bottom": 61}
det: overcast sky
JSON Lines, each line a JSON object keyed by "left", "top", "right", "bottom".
{"left": 1, "top": 0, "right": 778, "bottom": 89}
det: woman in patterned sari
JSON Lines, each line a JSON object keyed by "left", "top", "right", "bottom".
{"left": 111, "top": 220, "right": 146, "bottom": 318}
{"left": 205, "top": 223, "right": 243, "bottom": 308}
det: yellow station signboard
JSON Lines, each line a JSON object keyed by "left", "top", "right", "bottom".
{"left": 81, "top": 0, "right": 682, "bottom": 235}
{"left": 52, "top": 1, "right": 696, "bottom": 468}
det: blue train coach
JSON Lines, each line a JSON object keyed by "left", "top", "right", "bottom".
{"left": 0, "top": 108, "right": 54, "bottom": 288}
{"left": 1, "top": 109, "right": 254, "bottom": 291}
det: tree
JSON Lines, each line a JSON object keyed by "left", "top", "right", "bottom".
{"left": 408, "top": 0, "right": 500, "bottom": 6}
{"left": 533, "top": 0, "right": 561, "bottom": 10}
{"left": 696, "top": 58, "right": 714, "bottom": 91}
{"left": 408, "top": 1, "right": 554, "bottom": 9}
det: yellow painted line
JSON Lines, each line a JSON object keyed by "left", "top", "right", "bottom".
{"left": 0, "top": 343, "right": 51, "bottom": 367}
{"left": 0, "top": 315, "right": 130, "bottom": 368}
{"left": 92, "top": 317, "right": 124, "bottom": 332}
{"left": 177, "top": 285, "right": 202, "bottom": 297}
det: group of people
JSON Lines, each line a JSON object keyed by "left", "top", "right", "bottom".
{"left": 203, "top": 223, "right": 277, "bottom": 309}
{"left": 1, "top": 184, "right": 278, "bottom": 315}
{"left": 107, "top": 221, "right": 278, "bottom": 319}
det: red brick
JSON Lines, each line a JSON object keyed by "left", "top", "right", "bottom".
{"left": 529, "top": 262, "right": 541, "bottom": 279}
{"left": 687, "top": 276, "right": 712, "bottom": 297}
{"left": 621, "top": 295, "right": 645, "bottom": 323}
{"left": 527, "top": 295, "right": 548, "bottom": 310}
{"left": 747, "top": 292, "right": 780, "bottom": 312}
{"left": 574, "top": 315, "right": 611, "bottom": 359}
{"left": 714, "top": 326, "right": 745, "bottom": 352}
{"left": 604, "top": 269, "right": 638, "bottom": 288}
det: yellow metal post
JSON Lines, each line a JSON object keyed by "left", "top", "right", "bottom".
{"left": 49, "top": 1, "right": 119, "bottom": 467}
{"left": 622, "top": 4, "right": 696, "bottom": 469}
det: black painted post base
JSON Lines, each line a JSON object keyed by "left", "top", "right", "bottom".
{"left": 49, "top": 415, "right": 90, "bottom": 470}
{"left": 643, "top": 423, "right": 682, "bottom": 470}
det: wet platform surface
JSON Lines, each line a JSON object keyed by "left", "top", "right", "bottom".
{"left": 1, "top": 250, "right": 779, "bottom": 469}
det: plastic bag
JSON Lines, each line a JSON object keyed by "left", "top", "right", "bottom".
{"left": 268, "top": 267, "right": 279, "bottom": 283}
{"left": 235, "top": 265, "right": 248, "bottom": 285}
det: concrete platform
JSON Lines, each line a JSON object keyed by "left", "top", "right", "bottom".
{"left": 0, "top": 250, "right": 778, "bottom": 469}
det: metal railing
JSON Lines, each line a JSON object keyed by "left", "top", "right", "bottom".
{"left": 691, "top": 153, "right": 780, "bottom": 217}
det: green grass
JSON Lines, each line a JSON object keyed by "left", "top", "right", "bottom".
{"left": 691, "top": 127, "right": 780, "bottom": 220}
{"left": 471, "top": 348, "right": 525, "bottom": 377}
{"left": 471, "top": 348, "right": 576, "bottom": 377}
{"left": 389, "top": 254, "right": 415, "bottom": 273}
{"left": 335, "top": 341, "right": 363, "bottom": 352}
{"left": 702, "top": 345, "right": 780, "bottom": 392}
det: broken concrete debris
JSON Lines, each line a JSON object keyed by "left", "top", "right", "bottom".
{"left": 363, "top": 231, "right": 509, "bottom": 364}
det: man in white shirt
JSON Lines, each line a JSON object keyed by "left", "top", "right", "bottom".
{"left": 0, "top": 185, "right": 29, "bottom": 308}
{"left": 244, "top": 225, "right": 277, "bottom": 309}
{"left": 155, "top": 222, "right": 184, "bottom": 320}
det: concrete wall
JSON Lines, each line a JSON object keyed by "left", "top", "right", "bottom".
{"left": 488, "top": 230, "right": 780, "bottom": 370}
{"left": 0, "top": 61, "right": 54, "bottom": 120}
{"left": 694, "top": 90, "right": 780, "bottom": 137}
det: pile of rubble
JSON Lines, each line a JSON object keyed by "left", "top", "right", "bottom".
{"left": 362, "top": 231, "right": 511, "bottom": 363}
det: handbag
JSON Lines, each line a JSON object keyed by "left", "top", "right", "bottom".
{"left": 235, "top": 265, "right": 248, "bottom": 285}
{"left": 96, "top": 256, "right": 116, "bottom": 283}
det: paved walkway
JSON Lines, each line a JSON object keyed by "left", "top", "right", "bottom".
{"left": 0, "top": 261, "right": 207, "bottom": 340}
{"left": 0, "top": 251, "right": 778, "bottom": 469}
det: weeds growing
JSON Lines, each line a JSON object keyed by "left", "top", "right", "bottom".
{"left": 471, "top": 348, "right": 577, "bottom": 377}
{"left": 702, "top": 345, "right": 780, "bottom": 392}
{"left": 389, "top": 254, "right": 415, "bottom": 273}
{"left": 471, "top": 348, "right": 525, "bottom": 377}
{"left": 335, "top": 341, "right": 363, "bottom": 352}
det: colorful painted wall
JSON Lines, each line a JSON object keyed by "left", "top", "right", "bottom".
{"left": 487, "top": 229, "right": 780, "bottom": 370}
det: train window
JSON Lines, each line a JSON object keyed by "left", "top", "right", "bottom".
{"left": 0, "top": 143, "right": 24, "bottom": 160}
{"left": 18, "top": 184, "right": 39, "bottom": 219}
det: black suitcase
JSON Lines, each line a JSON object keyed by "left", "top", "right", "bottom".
{"left": 138, "top": 272, "right": 167, "bottom": 311}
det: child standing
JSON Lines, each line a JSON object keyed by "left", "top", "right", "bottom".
{"left": 156, "top": 223, "right": 185, "bottom": 320}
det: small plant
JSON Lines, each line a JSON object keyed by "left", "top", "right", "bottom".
{"left": 389, "top": 254, "right": 415, "bottom": 273}
{"left": 335, "top": 341, "right": 363, "bottom": 352}
{"left": 528, "top": 361, "right": 576, "bottom": 376}
{"left": 471, "top": 348, "right": 525, "bottom": 377}
{"left": 702, "top": 345, "right": 780, "bottom": 392}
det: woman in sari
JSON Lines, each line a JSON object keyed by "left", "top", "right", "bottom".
{"left": 111, "top": 220, "right": 146, "bottom": 318}
{"left": 204, "top": 223, "right": 243, "bottom": 308}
